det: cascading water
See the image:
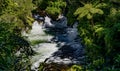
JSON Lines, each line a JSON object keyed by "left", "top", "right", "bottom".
{"left": 22, "top": 15, "right": 85, "bottom": 71}
{"left": 22, "top": 20, "right": 59, "bottom": 70}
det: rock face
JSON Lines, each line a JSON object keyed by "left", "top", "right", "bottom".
{"left": 52, "top": 16, "right": 67, "bottom": 29}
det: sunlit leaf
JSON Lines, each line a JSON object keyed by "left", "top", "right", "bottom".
{"left": 74, "top": 3, "right": 104, "bottom": 20}
{"left": 90, "top": 8, "right": 97, "bottom": 14}
{"left": 87, "top": 13, "right": 92, "bottom": 19}
{"left": 74, "top": 7, "right": 84, "bottom": 16}
{"left": 95, "top": 27, "right": 104, "bottom": 33}
{"left": 97, "top": 9, "right": 104, "bottom": 15}
{"left": 84, "top": 4, "right": 92, "bottom": 9}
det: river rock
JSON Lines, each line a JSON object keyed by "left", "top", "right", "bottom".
{"left": 44, "top": 41, "right": 85, "bottom": 65}
{"left": 51, "top": 16, "right": 67, "bottom": 29}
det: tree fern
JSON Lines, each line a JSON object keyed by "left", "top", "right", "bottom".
{"left": 74, "top": 3, "right": 105, "bottom": 20}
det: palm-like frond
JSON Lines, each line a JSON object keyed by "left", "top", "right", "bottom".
{"left": 74, "top": 3, "right": 104, "bottom": 20}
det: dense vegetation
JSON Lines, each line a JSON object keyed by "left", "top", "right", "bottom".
{"left": 0, "top": 0, "right": 120, "bottom": 71}
{"left": 74, "top": 0, "right": 120, "bottom": 70}
{"left": 0, "top": 0, "right": 34, "bottom": 70}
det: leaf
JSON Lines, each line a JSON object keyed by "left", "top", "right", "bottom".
{"left": 87, "top": 13, "right": 92, "bottom": 19}
{"left": 72, "top": 65, "right": 82, "bottom": 71}
{"left": 84, "top": 4, "right": 92, "bottom": 9}
{"left": 79, "top": 9, "right": 89, "bottom": 18}
{"left": 90, "top": 8, "right": 99, "bottom": 14}
{"left": 74, "top": 3, "right": 104, "bottom": 20}
{"left": 110, "top": 8, "right": 117, "bottom": 15}
{"left": 74, "top": 7, "right": 84, "bottom": 16}
{"left": 96, "top": 9, "right": 104, "bottom": 15}
{"left": 95, "top": 27, "right": 104, "bottom": 33}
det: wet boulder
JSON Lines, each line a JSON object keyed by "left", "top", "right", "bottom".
{"left": 52, "top": 16, "right": 67, "bottom": 29}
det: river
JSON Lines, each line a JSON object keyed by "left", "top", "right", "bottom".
{"left": 22, "top": 15, "right": 85, "bottom": 71}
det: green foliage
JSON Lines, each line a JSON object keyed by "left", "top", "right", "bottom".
{"left": 70, "top": 65, "right": 83, "bottom": 71}
{"left": 0, "top": 0, "right": 34, "bottom": 70}
{"left": 0, "top": 0, "right": 16, "bottom": 14}
{"left": 0, "top": 22, "right": 33, "bottom": 71}
{"left": 75, "top": 1, "right": 120, "bottom": 70}
{"left": 45, "top": 0, "right": 66, "bottom": 20}
{"left": 74, "top": 3, "right": 106, "bottom": 20}
{"left": 32, "top": 0, "right": 66, "bottom": 20}
{"left": 46, "top": 0, "right": 66, "bottom": 14}
{"left": 46, "top": 7, "right": 61, "bottom": 19}
{"left": 0, "top": 0, "right": 120, "bottom": 70}
{"left": 65, "top": 0, "right": 81, "bottom": 25}
{"left": 48, "top": 0, "right": 66, "bottom": 9}
{"left": 32, "top": 0, "right": 49, "bottom": 10}
{"left": 0, "top": 0, "right": 34, "bottom": 31}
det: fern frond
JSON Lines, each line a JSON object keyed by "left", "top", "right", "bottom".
{"left": 87, "top": 13, "right": 93, "bottom": 19}
{"left": 96, "top": 9, "right": 104, "bottom": 15}
{"left": 95, "top": 3, "right": 107, "bottom": 8}
{"left": 74, "top": 7, "right": 84, "bottom": 16}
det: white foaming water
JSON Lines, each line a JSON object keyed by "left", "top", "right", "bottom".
{"left": 44, "top": 16, "right": 53, "bottom": 26}
{"left": 22, "top": 21, "right": 53, "bottom": 41}
{"left": 22, "top": 20, "right": 59, "bottom": 71}
{"left": 21, "top": 16, "right": 84, "bottom": 71}
{"left": 31, "top": 43, "right": 58, "bottom": 70}
{"left": 30, "top": 21, "right": 44, "bottom": 35}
